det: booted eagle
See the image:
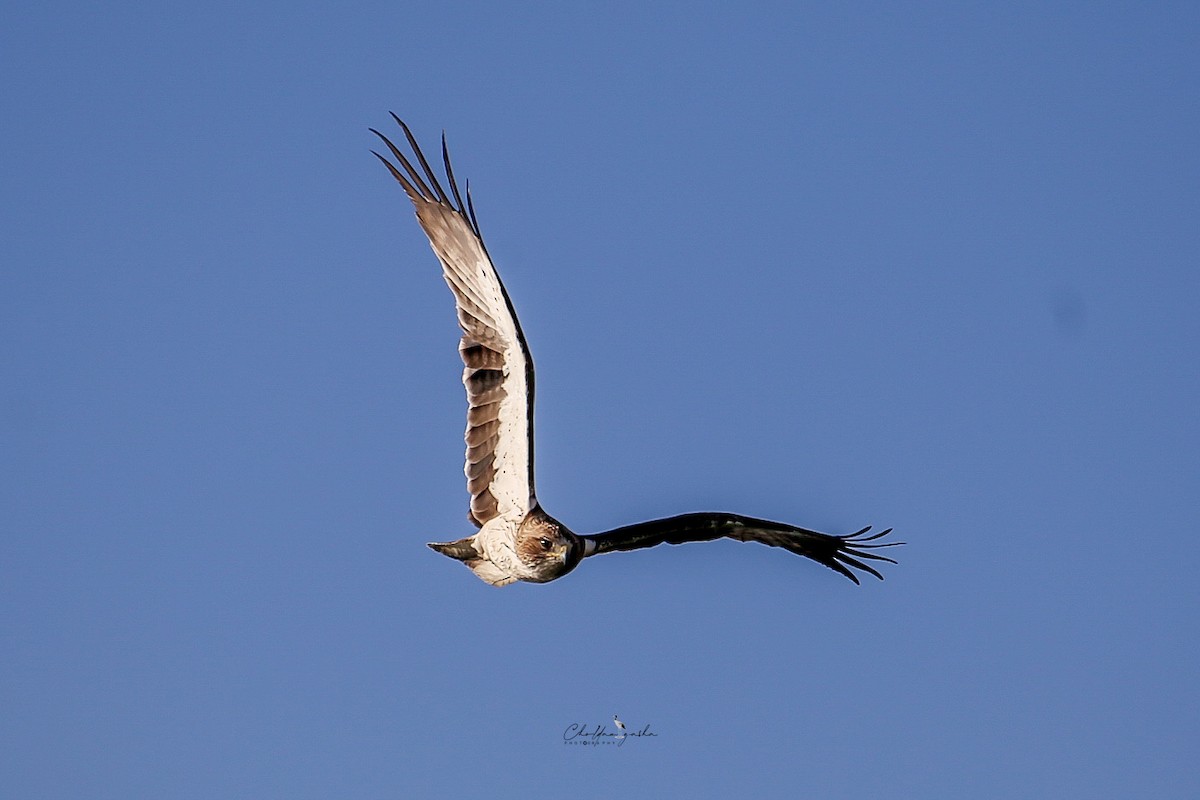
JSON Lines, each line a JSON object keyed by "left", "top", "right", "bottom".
{"left": 370, "top": 115, "right": 900, "bottom": 587}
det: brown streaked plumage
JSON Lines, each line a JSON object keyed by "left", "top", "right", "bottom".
{"left": 371, "top": 115, "right": 902, "bottom": 587}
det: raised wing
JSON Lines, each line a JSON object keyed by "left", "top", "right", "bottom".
{"left": 581, "top": 513, "right": 901, "bottom": 584}
{"left": 371, "top": 115, "right": 537, "bottom": 528}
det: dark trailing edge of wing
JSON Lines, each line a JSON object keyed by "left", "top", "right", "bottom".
{"left": 580, "top": 513, "right": 902, "bottom": 584}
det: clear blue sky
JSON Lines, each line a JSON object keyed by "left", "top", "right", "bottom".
{"left": 3, "top": 2, "right": 1198, "bottom": 797}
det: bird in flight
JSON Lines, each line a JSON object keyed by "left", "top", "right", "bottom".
{"left": 370, "top": 115, "right": 900, "bottom": 588}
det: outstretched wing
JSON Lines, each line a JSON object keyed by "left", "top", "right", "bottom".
{"left": 581, "top": 513, "right": 901, "bottom": 584}
{"left": 371, "top": 115, "right": 536, "bottom": 528}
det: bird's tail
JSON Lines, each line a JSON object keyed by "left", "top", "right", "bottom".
{"left": 427, "top": 536, "right": 479, "bottom": 561}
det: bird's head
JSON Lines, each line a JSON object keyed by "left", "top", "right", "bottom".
{"left": 515, "top": 510, "right": 582, "bottom": 582}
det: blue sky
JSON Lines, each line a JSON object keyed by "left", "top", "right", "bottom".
{"left": 3, "top": 1, "right": 1198, "bottom": 797}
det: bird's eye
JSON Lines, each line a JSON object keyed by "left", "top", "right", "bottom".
{"left": 539, "top": 537, "right": 552, "bottom": 551}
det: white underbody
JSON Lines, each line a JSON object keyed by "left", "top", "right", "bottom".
{"left": 466, "top": 517, "right": 533, "bottom": 586}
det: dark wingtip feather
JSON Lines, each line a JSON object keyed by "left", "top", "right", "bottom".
{"left": 373, "top": 114, "right": 491, "bottom": 250}
{"left": 832, "top": 525, "right": 903, "bottom": 581}
{"left": 834, "top": 552, "right": 885, "bottom": 581}
{"left": 390, "top": 114, "right": 450, "bottom": 205}
{"left": 371, "top": 125, "right": 438, "bottom": 201}
{"left": 828, "top": 560, "right": 862, "bottom": 585}
{"left": 465, "top": 181, "right": 484, "bottom": 239}
{"left": 370, "top": 149, "right": 416, "bottom": 194}
{"left": 441, "top": 132, "right": 469, "bottom": 216}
